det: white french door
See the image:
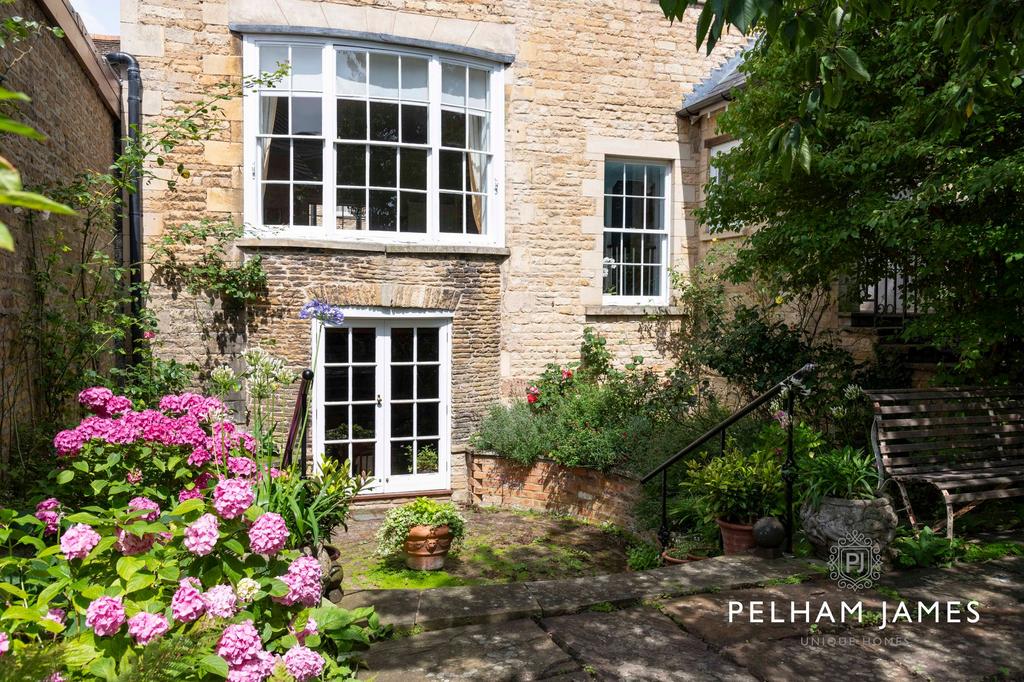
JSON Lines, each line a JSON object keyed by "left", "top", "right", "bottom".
{"left": 311, "top": 313, "right": 451, "bottom": 494}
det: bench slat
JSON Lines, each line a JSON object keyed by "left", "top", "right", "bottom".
{"left": 880, "top": 436, "right": 1024, "bottom": 455}
{"left": 877, "top": 414, "right": 1024, "bottom": 428}
{"left": 867, "top": 388, "right": 1024, "bottom": 402}
{"left": 886, "top": 452, "right": 1024, "bottom": 471}
{"left": 878, "top": 423, "right": 1024, "bottom": 440}
{"left": 875, "top": 401, "right": 1024, "bottom": 415}
{"left": 907, "top": 465, "right": 1024, "bottom": 482}
{"left": 947, "top": 487, "right": 1024, "bottom": 503}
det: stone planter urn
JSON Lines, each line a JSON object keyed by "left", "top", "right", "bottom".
{"left": 403, "top": 524, "right": 454, "bottom": 571}
{"left": 800, "top": 496, "right": 898, "bottom": 559}
{"left": 716, "top": 519, "right": 757, "bottom": 555}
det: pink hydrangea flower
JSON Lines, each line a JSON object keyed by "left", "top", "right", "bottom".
{"left": 78, "top": 387, "right": 114, "bottom": 414}
{"left": 115, "top": 528, "right": 156, "bottom": 556}
{"left": 60, "top": 523, "right": 100, "bottom": 560}
{"left": 248, "top": 512, "right": 289, "bottom": 556}
{"left": 171, "top": 579, "right": 207, "bottom": 623}
{"left": 274, "top": 556, "right": 323, "bottom": 607}
{"left": 195, "top": 472, "right": 216, "bottom": 489}
{"left": 227, "top": 651, "right": 276, "bottom": 682}
{"left": 216, "top": 620, "right": 263, "bottom": 667}
{"left": 128, "top": 496, "right": 161, "bottom": 522}
{"left": 44, "top": 608, "right": 65, "bottom": 626}
{"left": 127, "top": 611, "right": 169, "bottom": 645}
{"left": 104, "top": 395, "right": 133, "bottom": 417}
{"left": 53, "top": 429, "right": 85, "bottom": 456}
{"left": 283, "top": 646, "right": 325, "bottom": 681}
{"left": 178, "top": 487, "right": 203, "bottom": 503}
{"left": 0, "top": 631, "right": 8, "bottom": 656}
{"left": 227, "top": 456, "right": 258, "bottom": 478}
{"left": 205, "top": 584, "right": 237, "bottom": 618}
{"left": 35, "top": 498, "right": 61, "bottom": 535}
{"left": 85, "top": 596, "right": 125, "bottom": 637}
{"left": 188, "top": 445, "right": 213, "bottom": 467}
{"left": 292, "top": 616, "right": 317, "bottom": 645}
{"left": 159, "top": 393, "right": 226, "bottom": 422}
{"left": 126, "top": 468, "right": 143, "bottom": 484}
{"left": 213, "top": 478, "right": 254, "bottom": 519}
{"left": 184, "top": 513, "right": 219, "bottom": 556}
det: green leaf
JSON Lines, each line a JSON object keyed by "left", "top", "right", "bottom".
{"left": 0, "top": 582, "right": 27, "bottom": 600}
{"left": 64, "top": 512, "right": 103, "bottom": 525}
{"left": 170, "top": 498, "right": 206, "bottom": 517}
{"left": 268, "top": 578, "right": 290, "bottom": 597}
{"left": 56, "top": 469, "right": 74, "bottom": 484}
{"left": 64, "top": 640, "right": 100, "bottom": 668}
{"left": 0, "top": 87, "right": 30, "bottom": 102}
{"left": 835, "top": 46, "right": 869, "bottom": 81}
{"left": 2, "top": 605, "right": 40, "bottom": 621}
{"left": 125, "top": 573, "right": 155, "bottom": 594}
{"left": 0, "top": 223, "right": 12, "bottom": 251}
{"left": 0, "top": 189, "right": 76, "bottom": 214}
{"left": 0, "top": 117, "right": 45, "bottom": 140}
{"left": 200, "top": 654, "right": 229, "bottom": 678}
{"left": 89, "top": 656, "right": 117, "bottom": 682}
{"left": 116, "top": 556, "right": 146, "bottom": 582}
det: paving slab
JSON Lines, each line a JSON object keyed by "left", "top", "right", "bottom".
{"left": 876, "top": 555, "right": 1024, "bottom": 610}
{"left": 526, "top": 555, "right": 822, "bottom": 617}
{"left": 543, "top": 607, "right": 756, "bottom": 681}
{"left": 415, "top": 582, "right": 542, "bottom": 631}
{"left": 662, "top": 582, "right": 885, "bottom": 646}
{"left": 339, "top": 589, "right": 420, "bottom": 630}
{"left": 358, "top": 619, "right": 581, "bottom": 681}
{"left": 721, "top": 632, "right": 917, "bottom": 681}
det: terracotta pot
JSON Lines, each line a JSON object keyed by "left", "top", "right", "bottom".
{"left": 716, "top": 518, "right": 756, "bottom": 555}
{"left": 403, "top": 524, "right": 453, "bottom": 571}
{"left": 661, "top": 550, "right": 712, "bottom": 565}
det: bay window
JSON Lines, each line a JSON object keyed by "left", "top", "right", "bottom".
{"left": 243, "top": 37, "right": 505, "bottom": 244}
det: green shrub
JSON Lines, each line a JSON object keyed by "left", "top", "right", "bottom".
{"left": 626, "top": 542, "right": 661, "bottom": 571}
{"left": 681, "top": 446, "right": 784, "bottom": 525}
{"left": 375, "top": 498, "right": 467, "bottom": 558}
{"left": 800, "top": 445, "right": 879, "bottom": 509}
{"left": 472, "top": 402, "right": 550, "bottom": 466}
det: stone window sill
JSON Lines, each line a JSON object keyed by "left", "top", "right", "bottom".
{"left": 235, "top": 238, "right": 510, "bottom": 257}
{"left": 584, "top": 305, "right": 687, "bottom": 317}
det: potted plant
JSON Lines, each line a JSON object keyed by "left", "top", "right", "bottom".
{"left": 375, "top": 497, "right": 466, "bottom": 570}
{"left": 681, "top": 447, "right": 783, "bottom": 555}
{"left": 661, "top": 536, "right": 718, "bottom": 564}
{"left": 799, "top": 446, "right": 897, "bottom": 558}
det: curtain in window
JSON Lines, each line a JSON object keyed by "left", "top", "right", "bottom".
{"left": 466, "top": 123, "right": 486, "bottom": 230}
{"left": 259, "top": 98, "right": 278, "bottom": 179}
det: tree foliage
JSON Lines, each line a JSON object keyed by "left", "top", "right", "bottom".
{"left": 686, "top": 2, "right": 1024, "bottom": 380}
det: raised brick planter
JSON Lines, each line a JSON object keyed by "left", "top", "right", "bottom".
{"left": 468, "top": 451, "right": 642, "bottom": 531}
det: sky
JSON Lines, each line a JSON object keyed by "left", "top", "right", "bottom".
{"left": 71, "top": 0, "right": 120, "bottom": 36}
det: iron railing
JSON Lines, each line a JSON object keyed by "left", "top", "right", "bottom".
{"left": 282, "top": 368, "right": 314, "bottom": 478}
{"left": 840, "top": 263, "right": 918, "bottom": 327}
{"left": 641, "top": 363, "right": 815, "bottom": 553}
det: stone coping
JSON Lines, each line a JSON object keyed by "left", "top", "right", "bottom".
{"left": 235, "top": 238, "right": 510, "bottom": 257}
{"left": 584, "top": 305, "right": 688, "bottom": 317}
{"left": 339, "top": 555, "right": 823, "bottom": 631}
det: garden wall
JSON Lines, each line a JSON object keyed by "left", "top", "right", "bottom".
{"left": 468, "top": 451, "right": 642, "bottom": 531}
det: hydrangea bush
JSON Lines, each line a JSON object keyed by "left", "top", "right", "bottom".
{"left": 0, "top": 388, "right": 379, "bottom": 681}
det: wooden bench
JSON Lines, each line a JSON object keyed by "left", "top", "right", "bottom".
{"left": 867, "top": 387, "right": 1024, "bottom": 539}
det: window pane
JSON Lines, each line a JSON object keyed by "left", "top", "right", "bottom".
{"left": 621, "top": 264, "right": 642, "bottom": 295}
{"left": 400, "top": 148, "right": 427, "bottom": 190}
{"left": 418, "top": 328, "right": 439, "bottom": 361}
{"left": 645, "top": 197, "right": 663, "bottom": 231}
{"left": 401, "top": 57, "right": 428, "bottom": 101}
{"left": 336, "top": 144, "right": 365, "bottom": 186}
{"left": 262, "top": 184, "right": 289, "bottom": 225}
{"left": 263, "top": 139, "right": 289, "bottom": 180}
{"left": 466, "top": 153, "right": 487, "bottom": 193}
{"left": 441, "top": 63, "right": 465, "bottom": 105}
{"left": 351, "top": 442, "right": 374, "bottom": 477}
{"left": 622, "top": 233, "right": 643, "bottom": 263}
{"left": 646, "top": 165, "right": 665, "bottom": 196}
{"left": 605, "top": 161, "right": 624, "bottom": 194}
{"left": 604, "top": 196, "right": 623, "bottom": 229}
{"left": 418, "top": 366, "right": 439, "bottom": 399}
{"left": 352, "top": 328, "right": 375, "bottom": 362}
{"left": 368, "top": 52, "right": 399, "bottom": 98}
{"left": 644, "top": 234, "right": 663, "bottom": 264}
{"left": 399, "top": 192, "right": 427, "bottom": 233}
{"left": 391, "top": 365, "right": 414, "bottom": 399}
{"left": 291, "top": 97, "right": 321, "bottom": 135}
{"left": 417, "top": 403, "right": 439, "bottom": 437}
{"left": 292, "top": 46, "right": 322, "bottom": 91}
{"left": 625, "top": 196, "right": 644, "bottom": 229}
{"left": 465, "top": 194, "right": 484, "bottom": 235}
{"left": 391, "top": 403, "right": 413, "bottom": 437}
{"left": 260, "top": 45, "right": 288, "bottom": 87}
{"left": 260, "top": 96, "right": 288, "bottom": 134}
{"left": 441, "top": 109, "right": 465, "bottom": 148}
{"left": 369, "top": 190, "right": 397, "bottom": 230}
{"left": 293, "top": 185, "right": 322, "bottom": 226}
{"left": 644, "top": 265, "right": 662, "bottom": 297}
{"left": 439, "top": 193, "right": 463, "bottom": 233}
{"left": 603, "top": 259, "right": 619, "bottom": 295}
{"left": 324, "top": 367, "right": 349, "bottom": 402}
{"left": 336, "top": 50, "right": 366, "bottom": 96}
{"left": 392, "top": 327, "right": 414, "bottom": 361}
{"left": 325, "top": 328, "right": 348, "bottom": 363}
{"left": 325, "top": 443, "right": 348, "bottom": 467}
{"left": 369, "top": 146, "right": 396, "bottom": 187}
{"left": 468, "top": 68, "right": 488, "bottom": 109}
{"left": 625, "top": 164, "right": 645, "bottom": 195}
{"left": 324, "top": 405, "right": 348, "bottom": 440}
{"left": 336, "top": 99, "right": 366, "bottom": 140}
{"left": 369, "top": 101, "right": 399, "bottom": 142}
{"left": 352, "top": 404, "right": 375, "bottom": 438}
{"left": 439, "top": 150, "right": 462, "bottom": 190}
{"left": 293, "top": 140, "right": 323, "bottom": 181}
{"left": 401, "top": 104, "right": 428, "bottom": 144}
{"left": 352, "top": 366, "right": 375, "bottom": 400}
{"left": 467, "top": 113, "right": 488, "bottom": 151}
{"left": 390, "top": 442, "right": 413, "bottom": 475}
{"left": 603, "top": 231, "right": 621, "bottom": 262}
{"left": 336, "top": 188, "right": 366, "bottom": 230}
{"left": 417, "top": 440, "right": 439, "bottom": 473}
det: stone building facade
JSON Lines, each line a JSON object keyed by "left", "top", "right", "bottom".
{"left": 0, "top": 0, "right": 121, "bottom": 464}
{"left": 123, "top": 0, "right": 750, "bottom": 499}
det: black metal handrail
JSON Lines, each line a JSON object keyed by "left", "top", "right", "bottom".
{"left": 282, "top": 368, "right": 314, "bottom": 477}
{"left": 642, "top": 363, "right": 815, "bottom": 553}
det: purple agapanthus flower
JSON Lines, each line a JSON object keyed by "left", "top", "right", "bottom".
{"left": 299, "top": 300, "right": 345, "bottom": 325}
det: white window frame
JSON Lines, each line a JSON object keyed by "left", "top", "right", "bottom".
{"left": 708, "top": 139, "right": 740, "bottom": 184}
{"left": 242, "top": 35, "right": 506, "bottom": 247}
{"left": 601, "top": 158, "right": 672, "bottom": 306}
{"left": 310, "top": 308, "right": 453, "bottom": 495}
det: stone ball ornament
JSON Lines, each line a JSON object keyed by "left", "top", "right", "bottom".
{"left": 753, "top": 516, "right": 786, "bottom": 548}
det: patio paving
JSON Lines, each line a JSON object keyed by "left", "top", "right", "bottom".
{"left": 353, "top": 554, "right": 1024, "bottom": 680}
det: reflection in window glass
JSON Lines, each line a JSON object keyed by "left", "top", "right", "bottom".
{"left": 602, "top": 160, "right": 668, "bottom": 300}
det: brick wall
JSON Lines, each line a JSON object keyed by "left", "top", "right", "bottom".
{"left": 469, "top": 452, "right": 642, "bottom": 530}
{"left": 0, "top": 0, "right": 119, "bottom": 462}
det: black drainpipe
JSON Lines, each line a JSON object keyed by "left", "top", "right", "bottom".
{"left": 105, "top": 52, "right": 144, "bottom": 361}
